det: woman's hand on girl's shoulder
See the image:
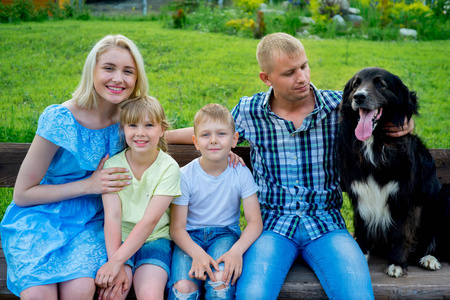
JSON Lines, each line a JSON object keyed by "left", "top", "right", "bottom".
{"left": 86, "top": 155, "right": 132, "bottom": 195}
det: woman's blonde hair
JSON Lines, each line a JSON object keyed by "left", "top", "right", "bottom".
{"left": 256, "top": 32, "right": 305, "bottom": 74}
{"left": 193, "top": 103, "right": 235, "bottom": 135}
{"left": 119, "top": 96, "right": 170, "bottom": 152}
{"left": 72, "top": 34, "right": 148, "bottom": 109}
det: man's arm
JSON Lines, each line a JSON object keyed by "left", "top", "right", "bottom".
{"left": 165, "top": 127, "right": 195, "bottom": 144}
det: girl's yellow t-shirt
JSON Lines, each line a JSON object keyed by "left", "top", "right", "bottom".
{"left": 104, "top": 149, "right": 181, "bottom": 243}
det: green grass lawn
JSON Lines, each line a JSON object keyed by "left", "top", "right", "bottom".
{"left": 1, "top": 20, "right": 449, "bottom": 229}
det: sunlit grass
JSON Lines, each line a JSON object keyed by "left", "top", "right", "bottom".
{"left": 1, "top": 20, "right": 449, "bottom": 228}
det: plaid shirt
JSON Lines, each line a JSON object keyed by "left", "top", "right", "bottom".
{"left": 231, "top": 84, "right": 346, "bottom": 241}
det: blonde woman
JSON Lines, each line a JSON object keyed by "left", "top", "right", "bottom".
{"left": 1, "top": 34, "right": 148, "bottom": 299}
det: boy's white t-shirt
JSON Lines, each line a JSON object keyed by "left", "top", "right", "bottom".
{"left": 173, "top": 158, "right": 258, "bottom": 231}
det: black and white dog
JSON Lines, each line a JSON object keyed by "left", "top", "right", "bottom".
{"left": 337, "top": 67, "right": 449, "bottom": 277}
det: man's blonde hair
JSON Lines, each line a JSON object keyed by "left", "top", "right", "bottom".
{"left": 119, "top": 96, "right": 170, "bottom": 152}
{"left": 72, "top": 34, "right": 148, "bottom": 109}
{"left": 193, "top": 104, "right": 235, "bottom": 135}
{"left": 256, "top": 32, "right": 305, "bottom": 74}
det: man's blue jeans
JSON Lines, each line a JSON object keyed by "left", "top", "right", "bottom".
{"left": 235, "top": 223, "right": 374, "bottom": 300}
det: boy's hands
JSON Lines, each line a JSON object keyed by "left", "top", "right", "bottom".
{"left": 216, "top": 248, "right": 243, "bottom": 286}
{"left": 189, "top": 251, "right": 220, "bottom": 282}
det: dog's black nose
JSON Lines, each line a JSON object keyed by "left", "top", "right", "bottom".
{"left": 353, "top": 91, "right": 367, "bottom": 104}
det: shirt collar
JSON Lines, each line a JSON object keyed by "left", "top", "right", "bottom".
{"left": 262, "top": 86, "right": 273, "bottom": 108}
{"left": 262, "top": 83, "right": 324, "bottom": 114}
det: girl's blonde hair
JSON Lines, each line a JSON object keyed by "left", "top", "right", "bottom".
{"left": 72, "top": 34, "right": 148, "bottom": 109}
{"left": 119, "top": 96, "right": 170, "bottom": 152}
{"left": 193, "top": 103, "right": 235, "bottom": 135}
{"left": 256, "top": 32, "right": 305, "bottom": 74}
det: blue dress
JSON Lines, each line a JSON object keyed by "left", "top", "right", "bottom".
{"left": 0, "top": 105, "right": 124, "bottom": 296}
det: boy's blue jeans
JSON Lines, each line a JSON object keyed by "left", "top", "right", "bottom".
{"left": 168, "top": 226, "right": 240, "bottom": 300}
{"left": 235, "top": 223, "right": 374, "bottom": 300}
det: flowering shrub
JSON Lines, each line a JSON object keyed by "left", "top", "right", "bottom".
{"left": 390, "top": 1, "right": 432, "bottom": 28}
{"left": 225, "top": 17, "right": 255, "bottom": 33}
{"left": 232, "top": 0, "right": 265, "bottom": 12}
{"left": 308, "top": 0, "right": 332, "bottom": 30}
{"left": 374, "top": 0, "right": 433, "bottom": 29}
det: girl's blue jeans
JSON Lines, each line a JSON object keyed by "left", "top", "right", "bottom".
{"left": 235, "top": 223, "right": 374, "bottom": 300}
{"left": 168, "top": 226, "right": 240, "bottom": 300}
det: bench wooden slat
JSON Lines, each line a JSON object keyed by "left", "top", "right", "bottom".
{"left": 278, "top": 257, "right": 450, "bottom": 300}
{"left": 1, "top": 143, "right": 448, "bottom": 188}
{"left": 431, "top": 149, "right": 450, "bottom": 184}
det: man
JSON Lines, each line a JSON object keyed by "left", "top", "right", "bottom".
{"left": 166, "top": 32, "right": 412, "bottom": 299}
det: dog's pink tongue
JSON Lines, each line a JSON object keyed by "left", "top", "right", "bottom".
{"left": 355, "top": 109, "right": 377, "bottom": 141}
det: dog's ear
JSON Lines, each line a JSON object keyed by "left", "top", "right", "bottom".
{"left": 341, "top": 74, "right": 357, "bottom": 113}
{"left": 342, "top": 75, "right": 354, "bottom": 105}
{"left": 394, "top": 75, "right": 419, "bottom": 126}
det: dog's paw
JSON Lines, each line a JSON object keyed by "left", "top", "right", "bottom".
{"left": 419, "top": 255, "right": 442, "bottom": 271}
{"left": 385, "top": 264, "right": 404, "bottom": 277}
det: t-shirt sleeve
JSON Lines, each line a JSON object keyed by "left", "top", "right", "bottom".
{"left": 172, "top": 171, "right": 189, "bottom": 206}
{"left": 154, "top": 160, "right": 181, "bottom": 198}
{"left": 239, "top": 164, "right": 259, "bottom": 200}
{"left": 103, "top": 151, "right": 122, "bottom": 169}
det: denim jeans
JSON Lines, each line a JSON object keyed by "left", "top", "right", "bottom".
{"left": 168, "top": 226, "right": 240, "bottom": 300}
{"left": 235, "top": 223, "right": 374, "bottom": 300}
{"left": 124, "top": 238, "right": 172, "bottom": 276}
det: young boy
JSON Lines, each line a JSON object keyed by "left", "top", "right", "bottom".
{"left": 168, "top": 104, "right": 262, "bottom": 300}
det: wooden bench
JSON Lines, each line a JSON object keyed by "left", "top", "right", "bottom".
{"left": 1, "top": 142, "right": 449, "bottom": 299}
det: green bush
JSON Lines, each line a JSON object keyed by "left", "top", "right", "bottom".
{"left": 2, "top": 0, "right": 449, "bottom": 41}
{"left": 0, "top": 0, "right": 35, "bottom": 23}
{"left": 0, "top": 0, "right": 89, "bottom": 23}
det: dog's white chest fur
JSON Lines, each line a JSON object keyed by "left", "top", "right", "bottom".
{"left": 351, "top": 176, "right": 399, "bottom": 236}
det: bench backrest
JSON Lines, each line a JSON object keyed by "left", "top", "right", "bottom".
{"left": 0, "top": 142, "right": 449, "bottom": 188}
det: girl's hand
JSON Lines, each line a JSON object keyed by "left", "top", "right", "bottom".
{"left": 189, "top": 251, "right": 220, "bottom": 282}
{"left": 228, "top": 151, "right": 245, "bottom": 168}
{"left": 97, "top": 266, "right": 129, "bottom": 300}
{"left": 216, "top": 248, "right": 243, "bottom": 286}
{"left": 384, "top": 117, "right": 414, "bottom": 137}
{"left": 95, "top": 260, "right": 122, "bottom": 288}
{"left": 86, "top": 155, "right": 132, "bottom": 195}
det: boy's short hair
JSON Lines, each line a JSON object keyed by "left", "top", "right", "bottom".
{"left": 256, "top": 32, "right": 305, "bottom": 74}
{"left": 119, "top": 95, "right": 170, "bottom": 152}
{"left": 193, "top": 104, "right": 235, "bottom": 135}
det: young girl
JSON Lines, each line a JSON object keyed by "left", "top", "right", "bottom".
{"left": 0, "top": 34, "right": 148, "bottom": 299}
{"left": 95, "top": 96, "right": 181, "bottom": 300}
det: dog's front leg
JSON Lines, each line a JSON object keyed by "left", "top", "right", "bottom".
{"left": 385, "top": 210, "right": 419, "bottom": 277}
